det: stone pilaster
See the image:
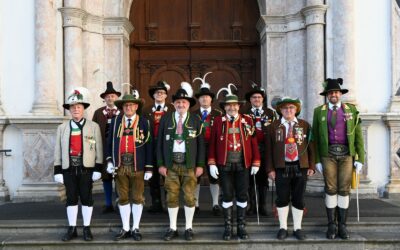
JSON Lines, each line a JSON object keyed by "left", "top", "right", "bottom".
{"left": 31, "top": 0, "right": 60, "bottom": 115}
{"left": 11, "top": 117, "right": 67, "bottom": 202}
{"left": 329, "top": 0, "right": 356, "bottom": 104}
{"left": 0, "top": 119, "right": 9, "bottom": 201}
{"left": 384, "top": 114, "right": 400, "bottom": 194}
{"left": 389, "top": 1, "right": 400, "bottom": 112}
{"left": 303, "top": 3, "right": 327, "bottom": 121}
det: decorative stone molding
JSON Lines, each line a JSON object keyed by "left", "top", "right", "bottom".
{"left": 59, "top": 7, "right": 134, "bottom": 40}
{"left": 383, "top": 114, "right": 400, "bottom": 194}
{"left": 59, "top": 7, "right": 87, "bottom": 29}
{"left": 257, "top": 4, "right": 327, "bottom": 37}
{"left": 9, "top": 116, "right": 68, "bottom": 202}
{"left": 302, "top": 5, "right": 328, "bottom": 26}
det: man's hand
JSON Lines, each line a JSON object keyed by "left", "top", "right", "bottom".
{"left": 307, "top": 169, "right": 315, "bottom": 177}
{"left": 92, "top": 171, "right": 101, "bottom": 181}
{"left": 354, "top": 161, "right": 363, "bottom": 174}
{"left": 159, "top": 166, "right": 168, "bottom": 177}
{"left": 195, "top": 167, "right": 203, "bottom": 178}
{"left": 209, "top": 165, "right": 219, "bottom": 179}
{"left": 106, "top": 162, "right": 115, "bottom": 174}
{"left": 54, "top": 174, "right": 64, "bottom": 184}
{"left": 315, "top": 163, "right": 323, "bottom": 174}
{"left": 144, "top": 172, "right": 153, "bottom": 181}
{"left": 268, "top": 171, "right": 276, "bottom": 181}
{"left": 250, "top": 166, "right": 259, "bottom": 175}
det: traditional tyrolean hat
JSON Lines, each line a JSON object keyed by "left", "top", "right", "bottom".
{"left": 217, "top": 83, "right": 246, "bottom": 109}
{"left": 63, "top": 87, "right": 91, "bottom": 110}
{"left": 148, "top": 80, "right": 171, "bottom": 99}
{"left": 194, "top": 72, "right": 215, "bottom": 100}
{"left": 172, "top": 82, "right": 196, "bottom": 107}
{"left": 100, "top": 81, "right": 121, "bottom": 99}
{"left": 319, "top": 78, "right": 348, "bottom": 96}
{"left": 276, "top": 97, "right": 302, "bottom": 116}
{"left": 245, "top": 81, "right": 266, "bottom": 102}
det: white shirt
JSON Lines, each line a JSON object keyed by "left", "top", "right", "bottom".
{"left": 226, "top": 113, "right": 239, "bottom": 122}
{"left": 281, "top": 117, "right": 299, "bottom": 162}
{"left": 124, "top": 114, "right": 137, "bottom": 127}
{"left": 251, "top": 106, "right": 264, "bottom": 116}
{"left": 200, "top": 107, "right": 212, "bottom": 114}
{"left": 70, "top": 118, "right": 85, "bottom": 129}
{"left": 328, "top": 101, "right": 341, "bottom": 111}
{"left": 154, "top": 102, "right": 165, "bottom": 111}
{"left": 173, "top": 112, "right": 188, "bottom": 153}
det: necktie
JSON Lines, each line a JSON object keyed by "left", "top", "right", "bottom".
{"left": 176, "top": 115, "right": 183, "bottom": 144}
{"left": 127, "top": 118, "right": 132, "bottom": 128}
{"left": 230, "top": 116, "right": 235, "bottom": 123}
{"left": 331, "top": 105, "right": 337, "bottom": 128}
{"left": 255, "top": 109, "right": 260, "bottom": 117}
{"left": 201, "top": 110, "right": 208, "bottom": 121}
{"left": 156, "top": 105, "right": 161, "bottom": 111}
{"left": 285, "top": 122, "right": 298, "bottom": 161}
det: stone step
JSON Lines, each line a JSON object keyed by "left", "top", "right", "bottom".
{"left": 1, "top": 230, "right": 399, "bottom": 250}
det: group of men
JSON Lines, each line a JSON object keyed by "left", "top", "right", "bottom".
{"left": 53, "top": 75, "right": 364, "bottom": 242}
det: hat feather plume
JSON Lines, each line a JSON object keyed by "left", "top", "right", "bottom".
{"left": 216, "top": 83, "right": 237, "bottom": 99}
{"left": 193, "top": 72, "right": 212, "bottom": 90}
{"left": 181, "top": 81, "right": 193, "bottom": 97}
{"left": 163, "top": 81, "right": 171, "bottom": 91}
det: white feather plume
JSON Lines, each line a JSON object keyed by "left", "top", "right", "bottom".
{"left": 132, "top": 89, "right": 140, "bottom": 98}
{"left": 193, "top": 72, "right": 212, "bottom": 90}
{"left": 180, "top": 81, "right": 193, "bottom": 97}
{"left": 216, "top": 83, "right": 237, "bottom": 99}
{"left": 163, "top": 82, "right": 171, "bottom": 91}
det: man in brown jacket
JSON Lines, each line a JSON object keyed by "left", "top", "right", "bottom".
{"left": 266, "top": 97, "right": 315, "bottom": 240}
{"left": 92, "top": 81, "right": 121, "bottom": 213}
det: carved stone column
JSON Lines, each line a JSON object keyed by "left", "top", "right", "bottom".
{"left": 59, "top": 1, "right": 85, "bottom": 101}
{"left": 389, "top": 1, "right": 400, "bottom": 112}
{"left": 384, "top": 114, "right": 400, "bottom": 194}
{"left": 330, "top": 0, "right": 356, "bottom": 104}
{"left": 303, "top": 3, "right": 327, "bottom": 121}
{"left": 31, "top": 0, "right": 60, "bottom": 115}
{"left": 11, "top": 117, "right": 67, "bottom": 202}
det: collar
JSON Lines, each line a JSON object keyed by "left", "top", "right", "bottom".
{"left": 155, "top": 102, "right": 165, "bottom": 109}
{"left": 106, "top": 105, "right": 118, "bottom": 111}
{"left": 281, "top": 117, "right": 298, "bottom": 125}
{"left": 328, "top": 101, "right": 342, "bottom": 110}
{"left": 226, "top": 114, "right": 239, "bottom": 121}
{"left": 200, "top": 107, "right": 212, "bottom": 113}
{"left": 124, "top": 114, "right": 137, "bottom": 125}
{"left": 175, "top": 112, "right": 188, "bottom": 121}
{"left": 251, "top": 106, "right": 264, "bottom": 114}
{"left": 70, "top": 118, "right": 85, "bottom": 129}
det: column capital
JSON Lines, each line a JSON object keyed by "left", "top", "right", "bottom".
{"left": 302, "top": 5, "right": 328, "bottom": 26}
{"left": 59, "top": 7, "right": 87, "bottom": 29}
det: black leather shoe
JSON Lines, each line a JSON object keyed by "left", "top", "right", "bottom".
{"left": 114, "top": 229, "right": 130, "bottom": 241}
{"left": 293, "top": 229, "right": 306, "bottom": 240}
{"left": 277, "top": 228, "right": 288, "bottom": 240}
{"left": 83, "top": 226, "right": 93, "bottom": 241}
{"left": 195, "top": 206, "right": 200, "bottom": 214}
{"left": 164, "top": 228, "right": 178, "bottom": 241}
{"left": 131, "top": 228, "right": 142, "bottom": 241}
{"left": 185, "top": 228, "right": 194, "bottom": 241}
{"left": 212, "top": 205, "right": 221, "bottom": 216}
{"left": 62, "top": 226, "right": 77, "bottom": 241}
{"left": 102, "top": 205, "right": 115, "bottom": 214}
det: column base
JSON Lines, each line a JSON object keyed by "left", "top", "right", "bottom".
{"left": 0, "top": 186, "right": 10, "bottom": 201}
{"left": 14, "top": 183, "right": 65, "bottom": 202}
{"left": 386, "top": 179, "right": 400, "bottom": 194}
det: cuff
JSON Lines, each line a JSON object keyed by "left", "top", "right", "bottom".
{"left": 144, "top": 165, "right": 153, "bottom": 172}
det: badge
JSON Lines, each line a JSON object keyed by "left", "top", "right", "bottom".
{"left": 294, "top": 127, "right": 304, "bottom": 145}
{"left": 276, "top": 128, "right": 283, "bottom": 142}
{"left": 322, "top": 117, "right": 326, "bottom": 122}
{"left": 256, "top": 121, "right": 261, "bottom": 129}
{"left": 188, "top": 130, "right": 197, "bottom": 138}
{"left": 166, "top": 134, "right": 170, "bottom": 140}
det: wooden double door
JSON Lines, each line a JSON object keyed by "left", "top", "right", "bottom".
{"left": 129, "top": 0, "right": 261, "bottom": 108}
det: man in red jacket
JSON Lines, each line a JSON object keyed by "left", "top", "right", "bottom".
{"left": 208, "top": 84, "right": 260, "bottom": 240}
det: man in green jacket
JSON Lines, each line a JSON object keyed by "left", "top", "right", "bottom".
{"left": 312, "top": 78, "right": 364, "bottom": 240}
{"left": 157, "top": 82, "right": 205, "bottom": 241}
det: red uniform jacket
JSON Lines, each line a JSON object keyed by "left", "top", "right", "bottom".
{"left": 208, "top": 114, "right": 260, "bottom": 168}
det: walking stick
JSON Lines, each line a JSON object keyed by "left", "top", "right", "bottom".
{"left": 253, "top": 174, "right": 260, "bottom": 225}
{"left": 356, "top": 171, "right": 360, "bottom": 222}
{"left": 271, "top": 179, "right": 278, "bottom": 219}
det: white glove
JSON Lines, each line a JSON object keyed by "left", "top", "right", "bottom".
{"left": 106, "top": 162, "right": 115, "bottom": 174}
{"left": 354, "top": 161, "right": 363, "bottom": 174}
{"left": 315, "top": 163, "right": 323, "bottom": 174}
{"left": 92, "top": 171, "right": 101, "bottom": 182}
{"left": 250, "top": 166, "right": 259, "bottom": 175}
{"left": 144, "top": 172, "right": 153, "bottom": 181}
{"left": 54, "top": 174, "right": 64, "bottom": 184}
{"left": 209, "top": 165, "right": 219, "bottom": 179}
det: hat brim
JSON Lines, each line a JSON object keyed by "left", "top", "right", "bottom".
{"left": 245, "top": 90, "right": 265, "bottom": 102}
{"left": 115, "top": 99, "right": 144, "bottom": 110}
{"left": 194, "top": 92, "right": 215, "bottom": 99}
{"left": 63, "top": 102, "right": 90, "bottom": 110}
{"left": 276, "top": 102, "right": 301, "bottom": 116}
{"left": 320, "top": 89, "right": 349, "bottom": 96}
{"left": 149, "top": 87, "right": 168, "bottom": 99}
{"left": 100, "top": 91, "right": 121, "bottom": 99}
{"left": 172, "top": 96, "right": 196, "bottom": 107}
{"left": 219, "top": 100, "right": 246, "bottom": 110}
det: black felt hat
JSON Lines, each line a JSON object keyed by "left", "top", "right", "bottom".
{"left": 100, "top": 81, "right": 121, "bottom": 99}
{"left": 320, "top": 78, "right": 348, "bottom": 96}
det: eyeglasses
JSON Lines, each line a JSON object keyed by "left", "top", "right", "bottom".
{"left": 281, "top": 106, "right": 296, "bottom": 110}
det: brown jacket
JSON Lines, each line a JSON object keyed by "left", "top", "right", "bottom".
{"left": 265, "top": 119, "right": 315, "bottom": 173}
